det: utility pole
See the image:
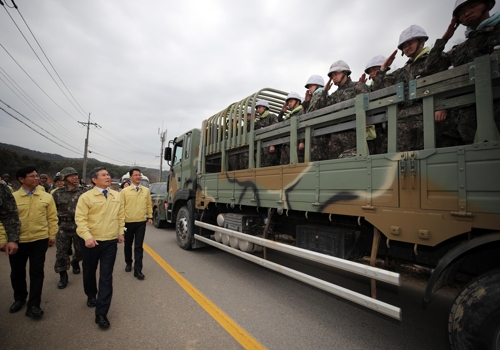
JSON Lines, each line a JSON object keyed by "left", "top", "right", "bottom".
{"left": 78, "top": 113, "right": 100, "bottom": 183}
{"left": 158, "top": 128, "right": 167, "bottom": 182}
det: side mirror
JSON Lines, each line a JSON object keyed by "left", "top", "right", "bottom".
{"left": 165, "top": 147, "right": 172, "bottom": 161}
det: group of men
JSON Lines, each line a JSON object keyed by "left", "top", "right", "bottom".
{"left": 231, "top": 0, "right": 500, "bottom": 170}
{"left": 0, "top": 166, "right": 152, "bottom": 329}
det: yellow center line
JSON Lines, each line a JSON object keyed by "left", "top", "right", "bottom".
{"left": 144, "top": 243, "right": 266, "bottom": 350}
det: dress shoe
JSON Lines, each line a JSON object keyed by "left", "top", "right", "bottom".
{"left": 134, "top": 271, "right": 145, "bottom": 280}
{"left": 125, "top": 264, "right": 132, "bottom": 272}
{"left": 9, "top": 300, "right": 26, "bottom": 313}
{"left": 87, "top": 297, "right": 97, "bottom": 308}
{"left": 58, "top": 271, "right": 68, "bottom": 289}
{"left": 25, "top": 306, "right": 44, "bottom": 318}
{"left": 71, "top": 260, "right": 80, "bottom": 274}
{"left": 95, "top": 314, "right": 110, "bottom": 329}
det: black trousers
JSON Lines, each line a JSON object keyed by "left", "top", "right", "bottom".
{"left": 81, "top": 239, "right": 117, "bottom": 316}
{"left": 9, "top": 238, "right": 48, "bottom": 308}
{"left": 124, "top": 221, "right": 146, "bottom": 272}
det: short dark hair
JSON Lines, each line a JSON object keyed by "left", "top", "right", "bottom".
{"left": 16, "top": 166, "right": 37, "bottom": 180}
{"left": 129, "top": 168, "right": 141, "bottom": 176}
{"left": 89, "top": 167, "right": 107, "bottom": 182}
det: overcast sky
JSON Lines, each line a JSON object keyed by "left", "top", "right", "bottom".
{"left": 1, "top": 1, "right": 499, "bottom": 170}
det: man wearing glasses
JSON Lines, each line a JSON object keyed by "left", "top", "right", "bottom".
{"left": 9, "top": 166, "right": 58, "bottom": 317}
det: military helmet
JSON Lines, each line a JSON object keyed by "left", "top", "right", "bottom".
{"left": 398, "top": 25, "right": 428, "bottom": 50}
{"left": 39, "top": 174, "right": 48, "bottom": 179}
{"left": 453, "top": 0, "right": 495, "bottom": 22}
{"left": 285, "top": 91, "right": 302, "bottom": 103}
{"left": 2, "top": 173, "right": 9, "bottom": 179}
{"left": 255, "top": 99, "right": 270, "bottom": 109}
{"left": 328, "top": 60, "right": 351, "bottom": 77}
{"left": 60, "top": 167, "right": 78, "bottom": 180}
{"left": 304, "top": 75, "right": 325, "bottom": 88}
{"left": 365, "top": 55, "right": 388, "bottom": 74}
{"left": 246, "top": 106, "right": 252, "bottom": 115}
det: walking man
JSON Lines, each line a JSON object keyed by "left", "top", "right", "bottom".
{"left": 122, "top": 168, "right": 152, "bottom": 280}
{"left": 52, "top": 167, "right": 88, "bottom": 289}
{"left": 75, "top": 167, "right": 124, "bottom": 329}
{"left": 10, "top": 166, "right": 58, "bottom": 317}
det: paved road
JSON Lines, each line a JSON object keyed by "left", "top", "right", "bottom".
{"left": 0, "top": 226, "right": 457, "bottom": 349}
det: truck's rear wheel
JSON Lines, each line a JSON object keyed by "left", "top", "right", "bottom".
{"left": 449, "top": 269, "right": 500, "bottom": 350}
{"left": 153, "top": 208, "right": 167, "bottom": 228}
{"left": 176, "top": 206, "right": 193, "bottom": 250}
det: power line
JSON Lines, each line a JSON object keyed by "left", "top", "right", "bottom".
{"left": 1, "top": 5, "right": 87, "bottom": 120}
{"left": 0, "top": 99, "right": 83, "bottom": 154}
{"left": 0, "top": 70, "right": 81, "bottom": 141}
{"left": 0, "top": 106, "right": 81, "bottom": 155}
{"left": 0, "top": 43, "right": 81, "bottom": 123}
{"left": 8, "top": 0, "right": 89, "bottom": 117}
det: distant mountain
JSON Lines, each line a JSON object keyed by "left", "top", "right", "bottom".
{"left": 0, "top": 143, "right": 169, "bottom": 186}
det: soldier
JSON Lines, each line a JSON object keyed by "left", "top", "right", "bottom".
{"left": 316, "top": 60, "right": 370, "bottom": 159}
{"left": 2, "top": 173, "right": 13, "bottom": 189}
{"left": 361, "top": 55, "right": 391, "bottom": 154}
{"left": 0, "top": 182, "right": 20, "bottom": 255}
{"left": 374, "top": 25, "right": 449, "bottom": 152}
{"left": 52, "top": 167, "right": 88, "bottom": 289}
{"left": 50, "top": 176, "right": 64, "bottom": 195}
{"left": 255, "top": 100, "right": 280, "bottom": 167}
{"left": 279, "top": 92, "right": 304, "bottom": 165}
{"left": 301, "top": 75, "right": 329, "bottom": 161}
{"left": 39, "top": 174, "right": 51, "bottom": 193}
{"left": 237, "top": 107, "right": 254, "bottom": 170}
{"left": 425, "top": 0, "right": 500, "bottom": 144}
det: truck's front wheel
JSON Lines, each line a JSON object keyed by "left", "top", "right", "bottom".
{"left": 176, "top": 206, "right": 193, "bottom": 250}
{"left": 449, "top": 269, "right": 500, "bottom": 350}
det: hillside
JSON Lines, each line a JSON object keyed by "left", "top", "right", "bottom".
{"left": 0, "top": 143, "right": 169, "bottom": 187}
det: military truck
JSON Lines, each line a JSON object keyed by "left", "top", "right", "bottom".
{"left": 164, "top": 55, "right": 500, "bottom": 349}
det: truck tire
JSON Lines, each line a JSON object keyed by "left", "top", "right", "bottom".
{"left": 449, "top": 269, "right": 500, "bottom": 350}
{"left": 153, "top": 208, "right": 166, "bottom": 228}
{"left": 176, "top": 206, "right": 193, "bottom": 250}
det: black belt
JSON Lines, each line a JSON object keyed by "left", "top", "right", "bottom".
{"left": 58, "top": 217, "right": 75, "bottom": 222}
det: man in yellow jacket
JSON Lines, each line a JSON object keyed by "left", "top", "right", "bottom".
{"left": 75, "top": 167, "right": 124, "bottom": 329}
{"left": 121, "top": 168, "right": 152, "bottom": 279}
{"left": 9, "top": 166, "right": 58, "bottom": 318}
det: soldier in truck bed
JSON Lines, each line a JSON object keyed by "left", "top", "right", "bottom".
{"left": 255, "top": 99, "right": 280, "bottom": 167}
{"left": 373, "top": 25, "right": 449, "bottom": 152}
{"left": 424, "top": 0, "right": 500, "bottom": 145}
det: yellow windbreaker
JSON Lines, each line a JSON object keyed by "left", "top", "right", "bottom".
{"left": 121, "top": 185, "right": 153, "bottom": 223}
{"left": 13, "top": 186, "right": 58, "bottom": 243}
{"left": 75, "top": 187, "right": 125, "bottom": 241}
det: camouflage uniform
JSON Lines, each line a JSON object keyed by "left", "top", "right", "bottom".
{"left": 316, "top": 77, "right": 369, "bottom": 159}
{"left": 52, "top": 185, "right": 88, "bottom": 273}
{"left": 255, "top": 111, "right": 280, "bottom": 167}
{"left": 302, "top": 88, "right": 329, "bottom": 161}
{"left": 425, "top": 22, "right": 500, "bottom": 144}
{"left": 0, "top": 183, "right": 21, "bottom": 243}
{"left": 279, "top": 106, "right": 304, "bottom": 165}
{"left": 373, "top": 48, "right": 449, "bottom": 152}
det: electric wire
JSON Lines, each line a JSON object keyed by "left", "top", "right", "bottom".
{"left": 10, "top": 2, "right": 89, "bottom": 117}
{"left": 0, "top": 70, "right": 81, "bottom": 141}
{"left": 0, "top": 99, "right": 83, "bottom": 153}
{"left": 0, "top": 106, "right": 82, "bottom": 155}
{"left": 1, "top": 5, "right": 88, "bottom": 120}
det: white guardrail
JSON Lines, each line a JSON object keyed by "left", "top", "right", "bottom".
{"left": 195, "top": 221, "right": 402, "bottom": 320}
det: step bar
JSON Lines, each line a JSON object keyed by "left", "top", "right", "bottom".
{"left": 194, "top": 221, "right": 401, "bottom": 320}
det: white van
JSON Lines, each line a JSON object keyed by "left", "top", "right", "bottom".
{"left": 120, "top": 172, "right": 149, "bottom": 188}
